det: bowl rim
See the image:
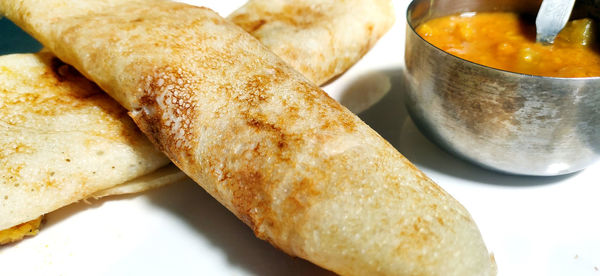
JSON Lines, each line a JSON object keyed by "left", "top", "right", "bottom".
{"left": 405, "top": 0, "right": 600, "bottom": 81}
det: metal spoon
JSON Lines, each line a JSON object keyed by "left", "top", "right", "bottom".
{"left": 536, "top": 0, "right": 576, "bottom": 44}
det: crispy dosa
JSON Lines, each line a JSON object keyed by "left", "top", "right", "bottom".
{"left": 0, "top": 0, "right": 393, "bottom": 243}
{"left": 1, "top": 0, "right": 495, "bottom": 274}
{"left": 0, "top": 51, "right": 175, "bottom": 236}
{"left": 228, "top": 0, "right": 395, "bottom": 85}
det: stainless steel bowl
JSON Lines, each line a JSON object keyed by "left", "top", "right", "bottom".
{"left": 404, "top": 0, "right": 600, "bottom": 176}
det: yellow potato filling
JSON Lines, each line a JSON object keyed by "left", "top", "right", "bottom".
{"left": 0, "top": 216, "right": 43, "bottom": 245}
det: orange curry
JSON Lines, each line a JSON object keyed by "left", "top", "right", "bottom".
{"left": 416, "top": 12, "right": 600, "bottom": 78}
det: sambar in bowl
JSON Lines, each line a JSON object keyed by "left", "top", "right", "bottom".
{"left": 404, "top": 0, "right": 600, "bottom": 176}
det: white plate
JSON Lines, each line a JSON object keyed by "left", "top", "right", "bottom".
{"left": 2, "top": 1, "right": 600, "bottom": 275}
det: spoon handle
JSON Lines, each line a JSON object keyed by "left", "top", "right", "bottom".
{"left": 536, "top": 0, "right": 576, "bottom": 44}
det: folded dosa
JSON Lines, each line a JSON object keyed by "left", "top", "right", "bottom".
{"left": 1, "top": 0, "right": 495, "bottom": 274}
{"left": 0, "top": 51, "right": 173, "bottom": 232}
{"left": 228, "top": 0, "right": 395, "bottom": 85}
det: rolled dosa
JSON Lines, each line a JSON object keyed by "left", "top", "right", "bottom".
{"left": 228, "top": 0, "right": 395, "bottom": 85}
{"left": 1, "top": 0, "right": 495, "bottom": 274}
{"left": 0, "top": 0, "right": 393, "bottom": 242}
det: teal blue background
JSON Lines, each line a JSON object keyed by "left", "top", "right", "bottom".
{"left": 0, "top": 17, "right": 42, "bottom": 54}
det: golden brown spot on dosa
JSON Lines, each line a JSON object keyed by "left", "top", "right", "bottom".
{"left": 232, "top": 4, "right": 326, "bottom": 33}
{"left": 136, "top": 66, "right": 196, "bottom": 158}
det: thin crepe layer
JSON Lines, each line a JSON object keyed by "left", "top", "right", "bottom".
{"left": 0, "top": 52, "right": 170, "bottom": 231}
{"left": 1, "top": 0, "right": 495, "bottom": 275}
{"left": 92, "top": 163, "right": 186, "bottom": 198}
{"left": 228, "top": 0, "right": 395, "bottom": 85}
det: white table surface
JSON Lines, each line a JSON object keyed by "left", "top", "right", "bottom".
{"left": 2, "top": 1, "right": 599, "bottom": 275}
